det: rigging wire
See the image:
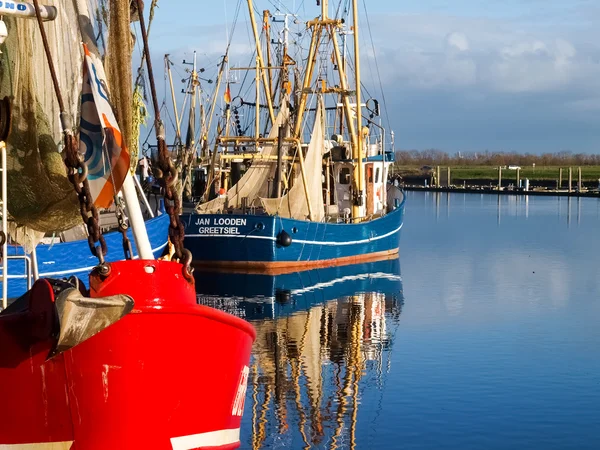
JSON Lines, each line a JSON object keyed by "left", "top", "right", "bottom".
{"left": 362, "top": 0, "right": 392, "bottom": 134}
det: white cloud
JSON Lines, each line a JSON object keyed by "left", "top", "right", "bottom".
{"left": 446, "top": 32, "right": 470, "bottom": 53}
{"left": 357, "top": 13, "right": 600, "bottom": 96}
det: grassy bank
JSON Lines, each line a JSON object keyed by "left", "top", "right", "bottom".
{"left": 394, "top": 165, "right": 600, "bottom": 181}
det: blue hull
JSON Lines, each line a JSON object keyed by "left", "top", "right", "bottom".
{"left": 195, "top": 257, "right": 404, "bottom": 321}
{"left": 182, "top": 188, "right": 405, "bottom": 270}
{"left": 2, "top": 212, "right": 170, "bottom": 299}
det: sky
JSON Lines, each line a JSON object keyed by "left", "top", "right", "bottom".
{"left": 140, "top": 0, "right": 600, "bottom": 154}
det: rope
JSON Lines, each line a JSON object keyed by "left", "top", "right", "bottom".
{"left": 32, "top": 0, "right": 65, "bottom": 115}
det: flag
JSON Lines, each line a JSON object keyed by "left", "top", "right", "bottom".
{"left": 79, "top": 43, "right": 130, "bottom": 209}
{"left": 224, "top": 82, "right": 231, "bottom": 104}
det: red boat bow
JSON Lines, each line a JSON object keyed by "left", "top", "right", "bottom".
{"left": 0, "top": 260, "right": 256, "bottom": 449}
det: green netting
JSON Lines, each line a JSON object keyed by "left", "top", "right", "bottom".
{"left": 0, "top": 3, "right": 86, "bottom": 241}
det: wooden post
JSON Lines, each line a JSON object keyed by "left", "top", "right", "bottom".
{"left": 559, "top": 168, "right": 563, "bottom": 189}
{"left": 578, "top": 167, "right": 582, "bottom": 192}
{"left": 516, "top": 168, "right": 520, "bottom": 188}
{"left": 447, "top": 167, "right": 451, "bottom": 187}
{"left": 498, "top": 166, "right": 502, "bottom": 191}
{"left": 436, "top": 166, "right": 440, "bottom": 188}
{"left": 568, "top": 167, "right": 572, "bottom": 193}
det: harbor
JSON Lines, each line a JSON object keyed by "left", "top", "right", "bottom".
{"left": 397, "top": 165, "right": 600, "bottom": 197}
{"left": 1, "top": 0, "right": 599, "bottom": 449}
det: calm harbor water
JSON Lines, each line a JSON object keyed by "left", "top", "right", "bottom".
{"left": 196, "top": 191, "right": 600, "bottom": 449}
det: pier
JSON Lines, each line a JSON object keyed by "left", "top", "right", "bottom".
{"left": 395, "top": 165, "right": 600, "bottom": 198}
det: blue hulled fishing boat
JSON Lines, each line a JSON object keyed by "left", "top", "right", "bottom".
{"left": 182, "top": 0, "right": 405, "bottom": 271}
{"left": 1, "top": 203, "right": 169, "bottom": 299}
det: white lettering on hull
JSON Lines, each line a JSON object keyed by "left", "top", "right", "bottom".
{"left": 194, "top": 217, "right": 247, "bottom": 227}
{"left": 197, "top": 226, "right": 241, "bottom": 235}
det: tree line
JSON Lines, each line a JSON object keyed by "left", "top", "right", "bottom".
{"left": 395, "top": 150, "right": 600, "bottom": 167}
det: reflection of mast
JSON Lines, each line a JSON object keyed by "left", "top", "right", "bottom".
{"left": 244, "top": 264, "right": 404, "bottom": 448}
{"left": 350, "top": 295, "right": 365, "bottom": 450}
{"left": 291, "top": 345, "right": 310, "bottom": 446}
{"left": 251, "top": 362, "right": 259, "bottom": 450}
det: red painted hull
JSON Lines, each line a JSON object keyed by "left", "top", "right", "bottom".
{"left": 0, "top": 260, "right": 255, "bottom": 449}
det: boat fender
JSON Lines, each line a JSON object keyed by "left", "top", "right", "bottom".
{"left": 276, "top": 289, "right": 292, "bottom": 305}
{"left": 276, "top": 230, "right": 292, "bottom": 247}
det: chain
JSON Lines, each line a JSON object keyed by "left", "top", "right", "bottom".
{"left": 154, "top": 130, "right": 185, "bottom": 261}
{"left": 32, "top": 0, "right": 107, "bottom": 266}
{"left": 136, "top": 0, "right": 191, "bottom": 271}
{"left": 114, "top": 195, "right": 133, "bottom": 260}
{"left": 63, "top": 133, "right": 108, "bottom": 265}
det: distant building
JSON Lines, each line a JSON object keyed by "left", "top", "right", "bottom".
{"left": 508, "top": 165, "right": 521, "bottom": 170}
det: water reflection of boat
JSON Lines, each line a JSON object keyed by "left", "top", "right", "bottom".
{"left": 196, "top": 256, "right": 402, "bottom": 321}
{"left": 196, "top": 257, "right": 404, "bottom": 449}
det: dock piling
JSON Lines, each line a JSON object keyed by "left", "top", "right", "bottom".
{"left": 578, "top": 167, "right": 582, "bottom": 192}
{"left": 498, "top": 166, "right": 502, "bottom": 191}
{"left": 568, "top": 167, "right": 572, "bottom": 193}
{"left": 559, "top": 168, "right": 563, "bottom": 189}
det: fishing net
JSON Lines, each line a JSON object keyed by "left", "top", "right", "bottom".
{"left": 0, "top": 2, "right": 87, "bottom": 250}
{"left": 261, "top": 102, "right": 325, "bottom": 222}
{"left": 105, "top": 0, "right": 133, "bottom": 156}
{"left": 196, "top": 100, "right": 290, "bottom": 214}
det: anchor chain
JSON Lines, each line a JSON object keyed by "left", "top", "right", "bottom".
{"left": 63, "top": 133, "right": 107, "bottom": 265}
{"left": 136, "top": 0, "right": 191, "bottom": 276}
{"left": 155, "top": 129, "right": 186, "bottom": 261}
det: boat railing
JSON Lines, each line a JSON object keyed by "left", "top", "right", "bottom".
{"left": 0, "top": 141, "right": 37, "bottom": 310}
{"left": 1, "top": 140, "right": 6, "bottom": 309}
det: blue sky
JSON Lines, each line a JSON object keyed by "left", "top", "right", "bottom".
{"left": 141, "top": 0, "right": 600, "bottom": 153}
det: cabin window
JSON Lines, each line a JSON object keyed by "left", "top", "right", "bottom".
{"left": 368, "top": 167, "right": 373, "bottom": 183}
{"left": 339, "top": 167, "right": 351, "bottom": 185}
{"left": 375, "top": 168, "right": 380, "bottom": 183}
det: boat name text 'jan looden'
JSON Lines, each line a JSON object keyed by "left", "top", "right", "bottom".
{"left": 195, "top": 217, "right": 248, "bottom": 235}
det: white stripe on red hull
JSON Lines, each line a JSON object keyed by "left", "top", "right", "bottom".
{"left": 170, "top": 428, "right": 241, "bottom": 450}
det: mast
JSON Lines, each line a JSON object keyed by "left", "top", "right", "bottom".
{"left": 255, "top": 56, "right": 260, "bottom": 140}
{"left": 247, "top": 0, "right": 276, "bottom": 125}
{"left": 272, "top": 10, "right": 295, "bottom": 100}
{"left": 263, "top": 10, "right": 274, "bottom": 104}
{"left": 206, "top": 54, "right": 228, "bottom": 194}
{"left": 165, "top": 55, "right": 182, "bottom": 145}
{"left": 352, "top": 0, "right": 365, "bottom": 221}
{"left": 185, "top": 51, "right": 198, "bottom": 150}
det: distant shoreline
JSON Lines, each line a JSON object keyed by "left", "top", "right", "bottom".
{"left": 402, "top": 186, "right": 600, "bottom": 198}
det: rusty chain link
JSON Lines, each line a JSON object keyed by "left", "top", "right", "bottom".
{"left": 136, "top": 0, "right": 192, "bottom": 276}
{"left": 155, "top": 130, "right": 186, "bottom": 262}
{"left": 114, "top": 195, "right": 134, "bottom": 260}
{"left": 63, "top": 132, "right": 108, "bottom": 265}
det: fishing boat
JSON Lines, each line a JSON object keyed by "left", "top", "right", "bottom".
{"left": 181, "top": 0, "right": 405, "bottom": 271}
{"left": 0, "top": 1, "right": 254, "bottom": 448}
{"left": 196, "top": 256, "right": 404, "bottom": 448}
